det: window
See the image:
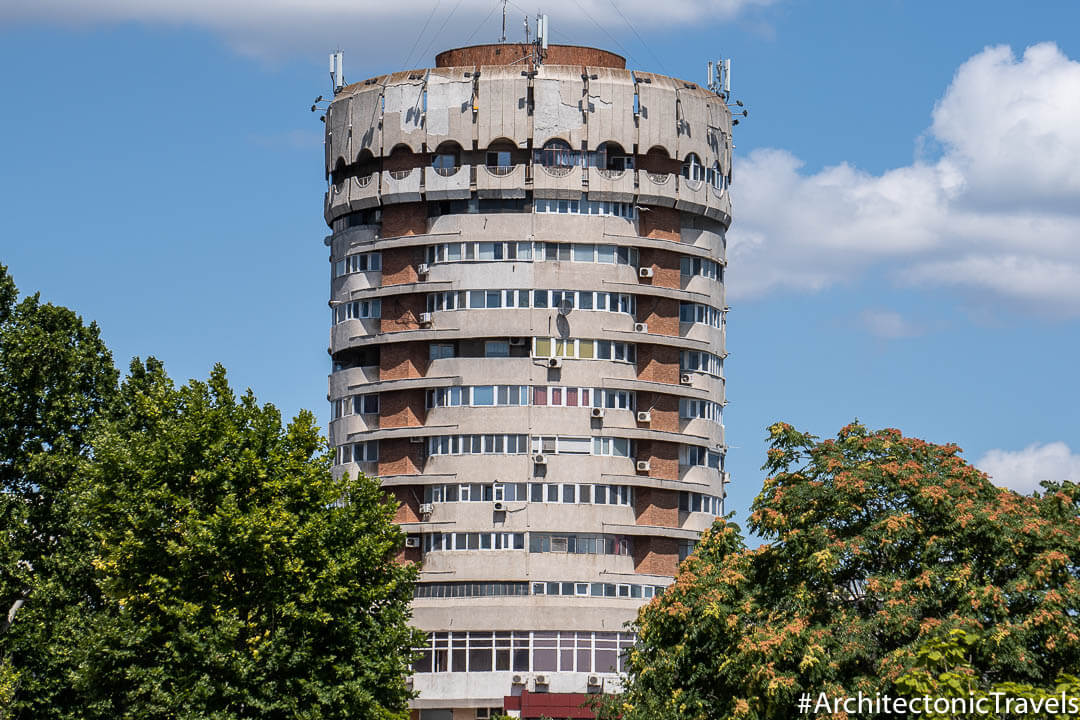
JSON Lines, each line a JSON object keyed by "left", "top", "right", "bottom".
{"left": 679, "top": 302, "right": 724, "bottom": 328}
{"left": 432, "top": 143, "right": 461, "bottom": 176}
{"left": 526, "top": 483, "right": 633, "bottom": 506}
{"left": 334, "top": 252, "right": 382, "bottom": 277}
{"left": 680, "top": 350, "right": 724, "bottom": 377}
{"left": 680, "top": 398, "right": 723, "bottom": 424}
{"left": 484, "top": 341, "right": 510, "bottom": 357}
{"left": 535, "top": 196, "right": 636, "bottom": 219}
{"left": 333, "top": 299, "right": 381, "bottom": 323}
{"left": 422, "top": 532, "right": 526, "bottom": 553}
{"left": 427, "top": 435, "right": 529, "bottom": 456}
{"left": 430, "top": 343, "right": 456, "bottom": 360}
{"left": 529, "top": 436, "right": 633, "bottom": 458}
{"left": 334, "top": 393, "right": 380, "bottom": 417}
{"left": 681, "top": 445, "right": 722, "bottom": 469}
{"left": 535, "top": 139, "right": 578, "bottom": 175}
{"left": 529, "top": 534, "right": 631, "bottom": 556}
{"left": 486, "top": 150, "right": 511, "bottom": 168}
{"left": 532, "top": 338, "right": 636, "bottom": 363}
{"left": 679, "top": 256, "right": 722, "bottom": 281}
{"left": 679, "top": 491, "right": 724, "bottom": 515}
{"left": 682, "top": 153, "right": 705, "bottom": 183}
{"left": 336, "top": 441, "right": 378, "bottom": 464}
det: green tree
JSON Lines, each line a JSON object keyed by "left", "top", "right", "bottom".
{"left": 600, "top": 422, "right": 1080, "bottom": 720}
{"left": 895, "top": 628, "right": 1080, "bottom": 720}
{"left": 59, "top": 359, "right": 423, "bottom": 719}
{"left": 0, "top": 265, "right": 118, "bottom": 715}
{"left": 1, "top": 267, "right": 422, "bottom": 719}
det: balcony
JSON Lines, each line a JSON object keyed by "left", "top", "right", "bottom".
{"left": 348, "top": 173, "right": 380, "bottom": 211}
{"left": 325, "top": 181, "right": 350, "bottom": 224}
{"left": 476, "top": 163, "right": 526, "bottom": 199}
{"left": 706, "top": 184, "right": 732, "bottom": 222}
{"left": 636, "top": 171, "right": 677, "bottom": 207}
{"left": 424, "top": 164, "right": 471, "bottom": 201}
{"left": 380, "top": 168, "right": 422, "bottom": 205}
{"left": 533, "top": 163, "right": 584, "bottom": 200}
{"left": 675, "top": 176, "right": 709, "bottom": 215}
{"left": 587, "top": 167, "right": 636, "bottom": 203}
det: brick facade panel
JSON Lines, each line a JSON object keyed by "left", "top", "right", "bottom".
{"left": 381, "top": 388, "right": 427, "bottom": 428}
{"left": 377, "top": 438, "right": 425, "bottom": 477}
{"left": 634, "top": 487, "right": 679, "bottom": 527}
{"left": 637, "top": 391, "right": 679, "bottom": 433}
{"left": 381, "top": 203, "right": 428, "bottom": 239}
{"left": 638, "top": 247, "right": 681, "bottom": 289}
{"left": 636, "top": 343, "right": 680, "bottom": 385}
{"left": 380, "top": 341, "right": 429, "bottom": 380}
{"left": 381, "top": 245, "right": 422, "bottom": 286}
{"left": 633, "top": 536, "right": 678, "bottom": 576}
{"left": 380, "top": 293, "right": 426, "bottom": 333}
{"left": 638, "top": 205, "right": 680, "bottom": 242}
{"left": 638, "top": 295, "right": 679, "bottom": 336}
{"left": 637, "top": 439, "right": 679, "bottom": 481}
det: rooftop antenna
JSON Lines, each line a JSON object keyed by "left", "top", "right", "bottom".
{"left": 329, "top": 51, "right": 344, "bottom": 94}
{"left": 500, "top": 0, "right": 507, "bottom": 42}
{"left": 524, "top": 15, "right": 530, "bottom": 44}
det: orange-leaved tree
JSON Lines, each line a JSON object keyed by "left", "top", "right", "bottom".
{"left": 596, "top": 422, "right": 1080, "bottom": 720}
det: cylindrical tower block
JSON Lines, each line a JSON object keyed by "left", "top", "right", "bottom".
{"left": 322, "top": 43, "right": 732, "bottom": 718}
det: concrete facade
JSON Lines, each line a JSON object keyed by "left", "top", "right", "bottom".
{"left": 322, "top": 43, "right": 732, "bottom": 719}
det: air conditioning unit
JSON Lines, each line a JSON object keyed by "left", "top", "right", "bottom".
{"left": 637, "top": 411, "right": 652, "bottom": 423}
{"left": 419, "top": 312, "right": 433, "bottom": 326}
{"left": 550, "top": 537, "right": 568, "bottom": 552}
{"left": 591, "top": 407, "right": 605, "bottom": 419}
{"left": 511, "top": 674, "right": 527, "bottom": 685}
{"left": 533, "top": 454, "right": 547, "bottom": 465}
{"left": 417, "top": 263, "right": 430, "bottom": 276}
{"left": 406, "top": 677, "right": 414, "bottom": 690}
{"left": 634, "top": 322, "right": 648, "bottom": 333}
{"left": 721, "top": 471, "right": 730, "bottom": 485}
{"left": 509, "top": 337, "right": 526, "bottom": 346}
{"left": 587, "top": 675, "right": 601, "bottom": 687}
{"left": 534, "top": 674, "right": 550, "bottom": 686}
{"left": 547, "top": 358, "right": 562, "bottom": 369}
{"left": 404, "top": 536, "right": 420, "bottom": 548}
{"left": 636, "top": 460, "right": 651, "bottom": 472}
{"left": 680, "top": 373, "right": 693, "bottom": 385}
{"left": 493, "top": 501, "right": 505, "bottom": 511}
{"left": 638, "top": 267, "right": 654, "bottom": 278}
{"left": 419, "top": 503, "right": 434, "bottom": 515}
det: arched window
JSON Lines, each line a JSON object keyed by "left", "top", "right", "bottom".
{"left": 593, "top": 142, "right": 632, "bottom": 176}
{"left": 432, "top": 142, "right": 462, "bottom": 177}
{"left": 485, "top": 139, "right": 516, "bottom": 176}
{"left": 355, "top": 150, "right": 378, "bottom": 187}
{"left": 708, "top": 162, "right": 724, "bottom": 190}
{"left": 536, "top": 139, "right": 578, "bottom": 176}
{"left": 681, "top": 153, "right": 705, "bottom": 184}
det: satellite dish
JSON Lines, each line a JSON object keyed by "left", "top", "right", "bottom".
{"left": 557, "top": 298, "right": 573, "bottom": 316}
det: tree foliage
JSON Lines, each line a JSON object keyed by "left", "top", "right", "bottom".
{"left": 896, "top": 629, "right": 1080, "bottom": 720}
{"left": 0, "top": 268, "right": 421, "bottom": 719}
{"left": 0, "top": 264, "right": 118, "bottom": 715}
{"left": 602, "top": 422, "right": 1080, "bottom": 720}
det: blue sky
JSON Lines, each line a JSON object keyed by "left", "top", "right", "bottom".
{"left": 2, "top": 0, "right": 1079, "bottom": 528}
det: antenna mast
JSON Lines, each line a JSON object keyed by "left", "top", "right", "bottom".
{"left": 500, "top": 0, "right": 507, "bottom": 42}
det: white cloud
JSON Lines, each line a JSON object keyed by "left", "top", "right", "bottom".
{"left": 0, "top": 0, "right": 774, "bottom": 59}
{"left": 976, "top": 442, "right": 1080, "bottom": 494}
{"left": 856, "top": 309, "right": 923, "bottom": 340}
{"left": 729, "top": 43, "right": 1080, "bottom": 315}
